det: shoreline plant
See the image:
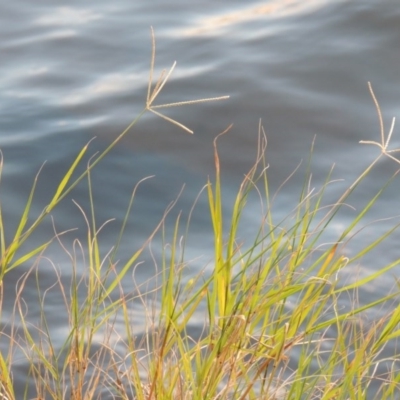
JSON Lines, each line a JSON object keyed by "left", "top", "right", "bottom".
{"left": 0, "top": 30, "right": 400, "bottom": 399}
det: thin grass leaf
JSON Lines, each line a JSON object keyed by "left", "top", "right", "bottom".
{"left": 6, "top": 240, "right": 51, "bottom": 273}
{"left": 109, "top": 176, "right": 155, "bottom": 267}
{"left": 372, "top": 305, "right": 400, "bottom": 351}
{"left": 162, "top": 213, "right": 181, "bottom": 318}
{"left": 349, "top": 221, "right": 400, "bottom": 263}
{"left": 47, "top": 142, "right": 89, "bottom": 212}
{"left": 101, "top": 197, "right": 179, "bottom": 302}
{"left": 311, "top": 291, "right": 399, "bottom": 334}
{"left": 0, "top": 351, "right": 15, "bottom": 400}
{"left": 3, "top": 165, "right": 43, "bottom": 267}
{"left": 338, "top": 170, "right": 400, "bottom": 242}
{"left": 335, "top": 257, "right": 400, "bottom": 293}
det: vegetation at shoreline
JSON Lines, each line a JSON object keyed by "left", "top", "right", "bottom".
{"left": 1, "top": 31, "right": 400, "bottom": 399}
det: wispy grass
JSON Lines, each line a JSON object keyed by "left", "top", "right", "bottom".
{"left": 0, "top": 31, "right": 400, "bottom": 399}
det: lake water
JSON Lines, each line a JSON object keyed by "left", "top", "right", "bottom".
{"left": 1, "top": 0, "right": 400, "bottom": 397}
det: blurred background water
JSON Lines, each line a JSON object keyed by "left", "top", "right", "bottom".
{"left": 1, "top": 0, "right": 400, "bottom": 396}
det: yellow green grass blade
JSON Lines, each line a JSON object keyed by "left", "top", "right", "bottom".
{"left": 2, "top": 167, "right": 42, "bottom": 269}
{"left": 6, "top": 240, "right": 51, "bottom": 273}
{"left": 0, "top": 154, "right": 5, "bottom": 260}
{"left": 0, "top": 351, "right": 15, "bottom": 400}
{"left": 46, "top": 142, "right": 89, "bottom": 212}
{"left": 160, "top": 218, "right": 178, "bottom": 324}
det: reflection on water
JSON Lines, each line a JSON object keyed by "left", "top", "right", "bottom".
{"left": 182, "top": 0, "right": 329, "bottom": 36}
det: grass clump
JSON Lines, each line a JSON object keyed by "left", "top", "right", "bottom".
{"left": 1, "top": 31, "right": 400, "bottom": 399}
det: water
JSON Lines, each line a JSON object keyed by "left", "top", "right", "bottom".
{"left": 1, "top": 0, "right": 400, "bottom": 396}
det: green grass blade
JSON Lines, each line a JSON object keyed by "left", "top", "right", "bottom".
{"left": 6, "top": 241, "right": 51, "bottom": 272}
{"left": 46, "top": 143, "right": 89, "bottom": 211}
{"left": 0, "top": 351, "right": 15, "bottom": 400}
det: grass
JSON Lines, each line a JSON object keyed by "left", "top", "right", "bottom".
{"left": 1, "top": 30, "right": 400, "bottom": 399}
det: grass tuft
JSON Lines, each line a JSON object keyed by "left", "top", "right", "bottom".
{"left": 0, "top": 32, "right": 400, "bottom": 399}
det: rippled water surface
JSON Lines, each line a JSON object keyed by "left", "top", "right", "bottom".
{"left": 1, "top": 0, "right": 400, "bottom": 396}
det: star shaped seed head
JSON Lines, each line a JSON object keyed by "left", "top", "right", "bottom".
{"left": 359, "top": 82, "right": 400, "bottom": 165}
{"left": 145, "top": 27, "right": 230, "bottom": 134}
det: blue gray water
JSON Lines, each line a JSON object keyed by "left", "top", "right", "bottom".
{"left": 1, "top": 0, "right": 400, "bottom": 396}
